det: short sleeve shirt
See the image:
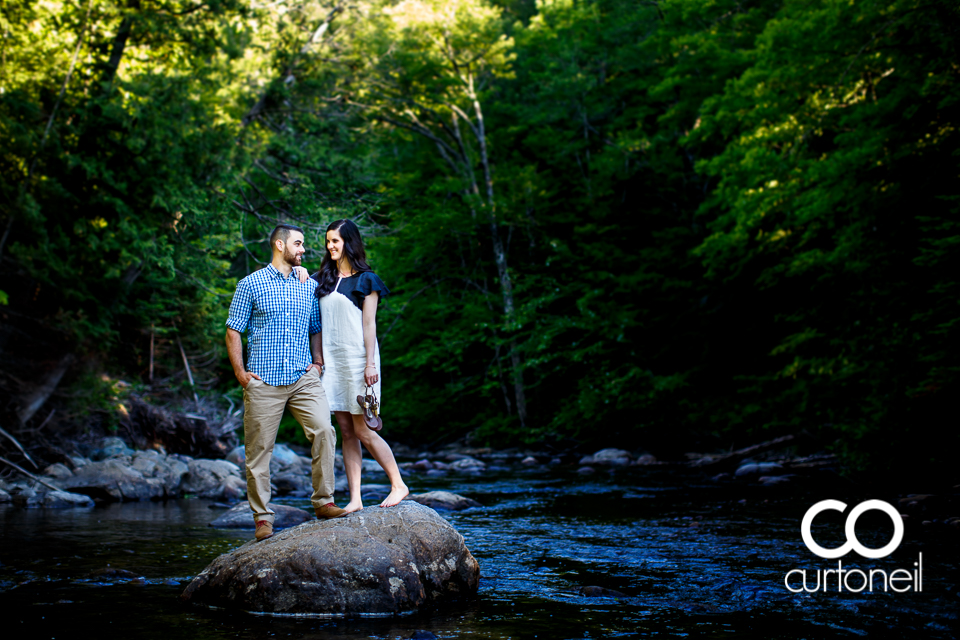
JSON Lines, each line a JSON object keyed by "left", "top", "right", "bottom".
{"left": 225, "top": 264, "right": 321, "bottom": 386}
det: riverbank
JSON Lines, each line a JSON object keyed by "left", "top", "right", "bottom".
{"left": 3, "top": 432, "right": 958, "bottom": 538}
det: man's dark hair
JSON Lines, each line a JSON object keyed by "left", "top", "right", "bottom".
{"left": 269, "top": 224, "right": 305, "bottom": 248}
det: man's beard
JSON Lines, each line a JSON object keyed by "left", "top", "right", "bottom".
{"left": 283, "top": 248, "right": 302, "bottom": 267}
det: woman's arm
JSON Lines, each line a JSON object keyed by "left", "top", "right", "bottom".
{"left": 362, "top": 291, "right": 380, "bottom": 386}
{"left": 307, "top": 332, "right": 324, "bottom": 375}
{"left": 294, "top": 266, "right": 310, "bottom": 283}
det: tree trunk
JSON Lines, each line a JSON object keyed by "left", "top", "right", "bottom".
{"left": 242, "top": 1, "right": 346, "bottom": 127}
{"left": 469, "top": 81, "right": 528, "bottom": 427}
{"left": 101, "top": 7, "right": 137, "bottom": 89}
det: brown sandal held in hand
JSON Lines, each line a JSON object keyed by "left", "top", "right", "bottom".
{"left": 357, "top": 385, "right": 383, "bottom": 431}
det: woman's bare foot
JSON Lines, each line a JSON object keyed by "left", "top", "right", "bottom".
{"left": 343, "top": 499, "right": 364, "bottom": 514}
{"left": 380, "top": 484, "right": 409, "bottom": 508}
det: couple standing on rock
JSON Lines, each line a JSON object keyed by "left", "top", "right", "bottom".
{"left": 225, "top": 220, "right": 408, "bottom": 541}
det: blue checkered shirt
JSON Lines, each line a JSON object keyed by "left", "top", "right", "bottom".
{"left": 225, "top": 264, "right": 322, "bottom": 386}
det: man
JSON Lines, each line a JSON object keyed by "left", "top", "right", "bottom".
{"left": 225, "top": 223, "right": 346, "bottom": 541}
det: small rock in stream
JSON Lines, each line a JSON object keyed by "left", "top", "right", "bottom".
{"left": 758, "top": 475, "right": 792, "bottom": 485}
{"left": 267, "top": 443, "right": 303, "bottom": 474}
{"left": 898, "top": 494, "right": 936, "bottom": 509}
{"left": 43, "top": 463, "right": 74, "bottom": 480}
{"left": 93, "top": 437, "right": 136, "bottom": 460}
{"left": 449, "top": 457, "right": 486, "bottom": 472}
{"left": 272, "top": 471, "right": 312, "bottom": 496}
{"left": 579, "top": 585, "right": 627, "bottom": 598}
{"left": 86, "top": 568, "right": 139, "bottom": 580}
{"left": 209, "top": 502, "right": 313, "bottom": 529}
{"left": 579, "top": 449, "right": 632, "bottom": 467}
{"left": 407, "top": 459, "right": 434, "bottom": 472}
{"left": 361, "top": 484, "right": 391, "bottom": 499}
{"left": 11, "top": 488, "right": 92, "bottom": 508}
{"left": 42, "top": 490, "right": 96, "bottom": 508}
{"left": 181, "top": 459, "right": 246, "bottom": 500}
{"left": 405, "top": 491, "right": 482, "bottom": 511}
{"left": 226, "top": 446, "right": 245, "bottom": 468}
{"left": 734, "top": 462, "right": 783, "bottom": 477}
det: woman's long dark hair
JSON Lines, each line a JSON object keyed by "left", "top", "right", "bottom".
{"left": 313, "top": 219, "right": 372, "bottom": 297}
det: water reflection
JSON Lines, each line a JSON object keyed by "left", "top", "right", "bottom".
{"left": 1, "top": 465, "right": 957, "bottom": 639}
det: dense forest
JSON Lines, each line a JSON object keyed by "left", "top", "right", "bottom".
{"left": 1, "top": 0, "right": 957, "bottom": 480}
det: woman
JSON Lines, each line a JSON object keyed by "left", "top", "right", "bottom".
{"left": 294, "top": 219, "right": 408, "bottom": 513}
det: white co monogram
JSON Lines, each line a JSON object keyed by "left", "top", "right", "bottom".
{"left": 801, "top": 499, "right": 904, "bottom": 559}
{"left": 785, "top": 498, "right": 921, "bottom": 593}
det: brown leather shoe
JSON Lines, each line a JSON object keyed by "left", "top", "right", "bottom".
{"left": 255, "top": 520, "right": 274, "bottom": 541}
{"left": 315, "top": 503, "right": 347, "bottom": 519}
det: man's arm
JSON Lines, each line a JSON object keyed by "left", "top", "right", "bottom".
{"left": 226, "top": 327, "right": 259, "bottom": 388}
{"left": 226, "top": 277, "right": 258, "bottom": 388}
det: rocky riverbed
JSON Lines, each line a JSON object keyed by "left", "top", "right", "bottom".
{"left": 3, "top": 437, "right": 959, "bottom": 533}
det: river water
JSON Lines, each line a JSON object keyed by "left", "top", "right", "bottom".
{"left": 1, "top": 463, "right": 957, "bottom": 638}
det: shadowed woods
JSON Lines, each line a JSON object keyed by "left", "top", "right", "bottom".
{"left": 0, "top": 0, "right": 958, "bottom": 487}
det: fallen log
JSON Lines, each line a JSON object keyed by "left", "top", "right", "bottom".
{"left": 0, "top": 425, "right": 39, "bottom": 468}
{"left": 688, "top": 435, "right": 796, "bottom": 470}
{"left": 0, "top": 455, "right": 63, "bottom": 492}
{"left": 17, "top": 353, "right": 74, "bottom": 426}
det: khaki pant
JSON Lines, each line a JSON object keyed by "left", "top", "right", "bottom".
{"left": 243, "top": 368, "right": 336, "bottom": 524}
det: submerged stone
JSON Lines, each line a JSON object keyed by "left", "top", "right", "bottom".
{"left": 181, "top": 501, "right": 479, "bottom": 616}
{"left": 734, "top": 462, "right": 783, "bottom": 477}
{"left": 42, "top": 490, "right": 95, "bottom": 508}
{"left": 209, "top": 502, "right": 313, "bottom": 530}
{"left": 579, "top": 585, "right": 628, "bottom": 598}
{"left": 579, "top": 449, "right": 632, "bottom": 466}
{"left": 405, "top": 491, "right": 482, "bottom": 511}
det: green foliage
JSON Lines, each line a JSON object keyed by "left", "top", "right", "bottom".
{"left": 63, "top": 371, "right": 139, "bottom": 433}
{"left": 2, "top": 0, "right": 957, "bottom": 477}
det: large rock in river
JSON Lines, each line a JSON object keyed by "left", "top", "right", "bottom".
{"left": 181, "top": 459, "right": 246, "bottom": 500}
{"left": 61, "top": 458, "right": 167, "bottom": 501}
{"left": 181, "top": 501, "right": 479, "bottom": 615}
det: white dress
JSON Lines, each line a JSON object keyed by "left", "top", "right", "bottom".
{"left": 318, "top": 272, "right": 388, "bottom": 414}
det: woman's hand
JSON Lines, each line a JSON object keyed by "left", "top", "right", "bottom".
{"left": 293, "top": 266, "right": 310, "bottom": 283}
{"left": 364, "top": 364, "right": 378, "bottom": 386}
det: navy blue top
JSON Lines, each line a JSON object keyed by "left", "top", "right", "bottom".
{"left": 320, "top": 271, "right": 390, "bottom": 310}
